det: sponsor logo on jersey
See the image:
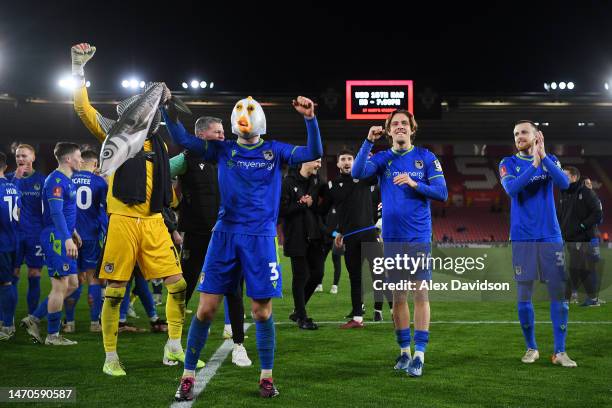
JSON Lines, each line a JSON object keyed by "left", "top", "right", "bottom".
{"left": 263, "top": 150, "right": 274, "bottom": 161}
{"left": 415, "top": 160, "right": 424, "bottom": 169}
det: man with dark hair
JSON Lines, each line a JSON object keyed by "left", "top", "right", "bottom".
{"left": 558, "top": 166, "right": 603, "bottom": 306}
{"left": 171, "top": 115, "right": 251, "bottom": 367}
{"left": 319, "top": 148, "right": 389, "bottom": 328}
{"left": 21, "top": 142, "right": 82, "bottom": 345}
{"left": 281, "top": 159, "right": 324, "bottom": 330}
{"left": 0, "top": 151, "right": 20, "bottom": 340}
{"left": 8, "top": 144, "right": 46, "bottom": 316}
{"left": 499, "top": 120, "right": 576, "bottom": 367}
{"left": 62, "top": 149, "right": 108, "bottom": 333}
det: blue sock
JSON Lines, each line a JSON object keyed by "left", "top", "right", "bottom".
{"left": 518, "top": 301, "right": 537, "bottom": 350}
{"left": 185, "top": 316, "right": 211, "bottom": 371}
{"left": 47, "top": 311, "right": 62, "bottom": 335}
{"left": 414, "top": 330, "right": 429, "bottom": 353}
{"left": 63, "top": 285, "right": 82, "bottom": 323}
{"left": 11, "top": 276, "right": 19, "bottom": 315}
{"left": 395, "top": 327, "right": 411, "bottom": 350}
{"left": 224, "top": 298, "right": 230, "bottom": 325}
{"left": 27, "top": 276, "right": 41, "bottom": 315}
{"left": 550, "top": 301, "right": 569, "bottom": 354}
{"left": 133, "top": 275, "right": 157, "bottom": 319}
{"left": 119, "top": 281, "right": 132, "bottom": 321}
{"left": 0, "top": 285, "right": 17, "bottom": 326}
{"left": 255, "top": 316, "right": 276, "bottom": 370}
{"left": 32, "top": 297, "right": 49, "bottom": 320}
{"left": 88, "top": 284, "right": 102, "bottom": 322}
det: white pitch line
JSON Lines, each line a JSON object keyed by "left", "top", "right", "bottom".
{"left": 274, "top": 320, "right": 612, "bottom": 325}
{"left": 170, "top": 323, "right": 252, "bottom": 408}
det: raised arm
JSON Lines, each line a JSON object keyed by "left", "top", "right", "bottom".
{"left": 285, "top": 96, "right": 323, "bottom": 165}
{"left": 71, "top": 43, "right": 114, "bottom": 142}
{"left": 161, "top": 108, "right": 220, "bottom": 162}
{"left": 352, "top": 140, "right": 378, "bottom": 179}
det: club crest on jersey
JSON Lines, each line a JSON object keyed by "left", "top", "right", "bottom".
{"left": 433, "top": 159, "right": 443, "bottom": 172}
{"left": 104, "top": 262, "right": 114, "bottom": 273}
{"left": 199, "top": 273, "right": 205, "bottom": 284}
{"left": 516, "top": 166, "right": 521, "bottom": 172}
{"left": 263, "top": 150, "right": 274, "bottom": 161}
{"left": 33, "top": 183, "right": 41, "bottom": 191}
{"left": 514, "top": 265, "right": 522, "bottom": 276}
{"left": 62, "top": 263, "right": 70, "bottom": 272}
{"left": 415, "top": 160, "right": 424, "bottom": 169}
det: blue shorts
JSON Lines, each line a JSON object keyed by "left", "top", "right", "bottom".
{"left": 14, "top": 235, "right": 45, "bottom": 269}
{"left": 198, "top": 231, "right": 282, "bottom": 299}
{"left": 0, "top": 251, "right": 16, "bottom": 283}
{"left": 511, "top": 238, "right": 566, "bottom": 282}
{"left": 40, "top": 228, "right": 77, "bottom": 278}
{"left": 383, "top": 238, "right": 432, "bottom": 282}
{"left": 78, "top": 240, "right": 102, "bottom": 271}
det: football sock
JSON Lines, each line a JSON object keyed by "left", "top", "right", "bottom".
{"left": 101, "top": 286, "right": 126, "bottom": 352}
{"left": 32, "top": 297, "right": 49, "bottom": 320}
{"left": 184, "top": 316, "right": 210, "bottom": 372}
{"left": 550, "top": 300, "right": 569, "bottom": 354}
{"left": 133, "top": 274, "right": 157, "bottom": 319}
{"left": 47, "top": 311, "right": 62, "bottom": 335}
{"left": 64, "top": 284, "right": 82, "bottom": 323}
{"left": 88, "top": 284, "right": 102, "bottom": 322}
{"left": 11, "top": 276, "right": 19, "bottom": 315}
{"left": 27, "top": 276, "right": 41, "bottom": 314}
{"left": 255, "top": 316, "right": 275, "bottom": 373}
{"left": 396, "top": 327, "right": 411, "bottom": 354}
{"left": 0, "top": 285, "right": 17, "bottom": 326}
{"left": 518, "top": 301, "right": 537, "bottom": 350}
{"left": 353, "top": 316, "right": 363, "bottom": 323}
{"left": 165, "top": 278, "right": 187, "bottom": 341}
{"left": 414, "top": 330, "right": 429, "bottom": 356}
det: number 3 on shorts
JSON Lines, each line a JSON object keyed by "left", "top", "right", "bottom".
{"left": 269, "top": 262, "right": 279, "bottom": 281}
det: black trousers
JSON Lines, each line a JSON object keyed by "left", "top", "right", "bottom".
{"left": 181, "top": 230, "right": 245, "bottom": 343}
{"left": 323, "top": 243, "right": 343, "bottom": 286}
{"left": 343, "top": 229, "right": 389, "bottom": 317}
{"left": 565, "top": 242, "right": 598, "bottom": 299}
{"left": 289, "top": 241, "right": 325, "bottom": 319}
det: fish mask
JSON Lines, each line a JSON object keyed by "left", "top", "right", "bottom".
{"left": 231, "top": 96, "right": 266, "bottom": 139}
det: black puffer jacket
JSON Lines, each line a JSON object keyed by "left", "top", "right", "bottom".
{"left": 280, "top": 168, "right": 325, "bottom": 257}
{"left": 557, "top": 179, "right": 603, "bottom": 242}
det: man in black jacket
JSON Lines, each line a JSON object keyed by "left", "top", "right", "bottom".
{"left": 319, "top": 148, "right": 388, "bottom": 328}
{"left": 174, "top": 116, "right": 251, "bottom": 366}
{"left": 280, "top": 159, "right": 324, "bottom": 330}
{"left": 557, "top": 166, "right": 603, "bottom": 306}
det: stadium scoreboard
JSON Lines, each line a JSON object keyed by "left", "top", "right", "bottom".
{"left": 346, "top": 80, "right": 414, "bottom": 119}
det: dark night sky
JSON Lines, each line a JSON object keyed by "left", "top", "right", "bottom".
{"left": 2, "top": 1, "right": 612, "bottom": 95}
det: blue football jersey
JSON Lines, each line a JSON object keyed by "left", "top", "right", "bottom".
{"left": 72, "top": 171, "right": 108, "bottom": 241}
{"left": 9, "top": 170, "right": 45, "bottom": 237}
{"left": 354, "top": 141, "right": 447, "bottom": 241}
{"left": 42, "top": 170, "right": 77, "bottom": 237}
{"left": 200, "top": 139, "right": 296, "bottom": 236}
{"left": 499, "top": 154, "right": 568, "bottom": 241}
{"left": 0, "top": 177, "right": 20, "bottom": 252}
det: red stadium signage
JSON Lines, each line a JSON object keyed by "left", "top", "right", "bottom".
{"left": 346, "top": 80, "right": 414, "bottom": 119}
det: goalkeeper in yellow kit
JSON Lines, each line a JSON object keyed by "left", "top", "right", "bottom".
{"left": 70, "top": 42, "right": 203, "bottom": 376}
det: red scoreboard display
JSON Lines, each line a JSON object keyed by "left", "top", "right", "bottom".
{"left": 346, "top": 80, "right": 414, "bottom": 119}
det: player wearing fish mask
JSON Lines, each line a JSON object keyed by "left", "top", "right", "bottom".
{"left": 71, "top": 43, "right": 200, "bottom": 377}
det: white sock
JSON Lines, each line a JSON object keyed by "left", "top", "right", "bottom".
{"left": 167, "top": 338, "right": 182, "bottom": 351}
{"left": 353, "top": 316, "right": 363, "bottom": 323}
{"left": 224, "top": 324, "right": 232, "bottom": 331}
{"left": 401, "top": 347, "right": 411, "bottom": 357}
{"left": 260, "top": 369, "right": 273, "bottom": 380}
{"left": 119, "top": 318, "right": 126, "bottom": 323}
{"left": 414, "top": 350, "right": 425, "bottom": 363}
{"left": 150, "top": 315, "right": 159, "bottom": 323}
{"left": 105, "top": 351, "right": 119, "bottom": 362}
{"left": 183, "top": 369, "right": 196, "bottom": 378}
